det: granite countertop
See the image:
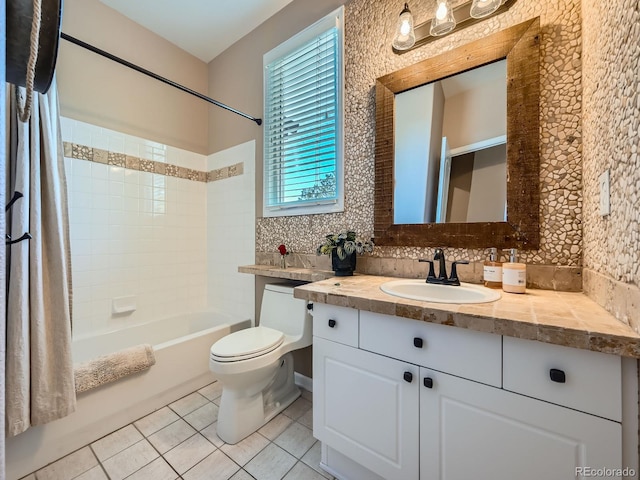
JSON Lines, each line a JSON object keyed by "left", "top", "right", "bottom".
{"left": 290, "top": 274, "right": 640, "bottom": 359}
{"left": 238, "top": 264, "right": 337, "bottom": 282}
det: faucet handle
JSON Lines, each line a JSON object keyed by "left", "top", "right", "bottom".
{"left": 448, "top": 260, "right": 470, "bottom": 286}
{"left": 418, "top": 259, "right": 436, "bottom": 283}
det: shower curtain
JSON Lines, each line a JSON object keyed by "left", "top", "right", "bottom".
{"left": 5, "top": 79, "right": 76, "bottom": 437}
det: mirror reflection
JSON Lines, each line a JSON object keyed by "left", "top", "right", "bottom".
{"left": 393, "top": 59, "right": 507, "bottom": 224}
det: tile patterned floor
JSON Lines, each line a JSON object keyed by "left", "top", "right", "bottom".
{"left": 23, "top": 382, "right": 333, "bottom": 480}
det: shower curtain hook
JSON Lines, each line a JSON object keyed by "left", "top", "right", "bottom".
{"left": 5, "top": 191, "right": 24, "bottom": 212}
{"left": 6, "top": 232, "right": 33, "bottom": 246}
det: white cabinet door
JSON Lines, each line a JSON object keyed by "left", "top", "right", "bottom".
{"left": 420, "top": 368, "right": 622, "bottom": 480}
{"left": 313, "top": 337, "right": 419, "bottom": 480}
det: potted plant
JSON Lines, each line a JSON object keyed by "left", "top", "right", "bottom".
{"left": 317, "top": 231, "right": 374, "bottom": 276}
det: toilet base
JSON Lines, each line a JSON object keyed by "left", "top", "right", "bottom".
{"left": 216, "top": 353, "right": 300, "bottom": 444}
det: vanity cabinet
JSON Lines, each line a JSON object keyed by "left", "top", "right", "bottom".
{"left": 314, "top": 337, "right": 419, "bottom": 480}
{"left": 313, "top": 305, "right": 624, "bottom": 480}
{"left": 420, "top": 368, "right": 621, "bottom": 480}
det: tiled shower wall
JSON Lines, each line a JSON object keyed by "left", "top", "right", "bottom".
{"left": 62, "top": 118, "right": 208, "bottom": 338}
{"left": 206, "top": 141, "right": 256, "bottom": 322}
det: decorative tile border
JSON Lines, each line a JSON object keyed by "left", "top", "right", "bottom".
{"left": 63, "top": 141, "right": 243, "bottom": 184}
{"left": 207, "top": 162, "right": 244, "bottom": 182}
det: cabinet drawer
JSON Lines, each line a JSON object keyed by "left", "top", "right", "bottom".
{"left": 359, "top": 311, "right": 502, "bottom": 387}
{"left": 503, "top": 336, "right": 622, "bottom": 421}
{"left": 313, "top": 304, "right": 359, "bottom": 347}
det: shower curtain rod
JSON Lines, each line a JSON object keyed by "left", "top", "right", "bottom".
{"left": 60, "top": 33, "right": 263, "bottom": 126}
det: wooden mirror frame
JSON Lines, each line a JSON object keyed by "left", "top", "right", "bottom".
{"left": 374, "top": 18, "right": 540, "bottom": 249}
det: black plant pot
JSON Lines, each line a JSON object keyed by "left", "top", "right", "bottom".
{"left": 331, "top": 251, "right": 356, "bottom": 276}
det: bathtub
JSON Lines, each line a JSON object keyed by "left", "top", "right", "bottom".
{"left": 6, "top": 310, "right": 251, "bottom": 480}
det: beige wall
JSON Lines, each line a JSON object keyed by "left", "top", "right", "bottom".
{"left": 213, "top": 0, "right": 583, "bottom": 268}
{"left": 207, "top": 0, "right": 346, "bottom": 202}
{"left": 581, "top": 0, "right": 640, "bottom": 332}
{"left": 58, "top": 0, "right": 209, "bottom": 154}
{"left": 207, "top": 1, "right": 347, "bottom": 377}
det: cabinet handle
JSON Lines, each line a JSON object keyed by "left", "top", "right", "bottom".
{"left": 403, "top": 371, "right": 413, "bottom": 383}
{"left": 423, "top": 377, "right": 434, "bottom": 389}
{"left": 328, "top": 319, "right": 336, "bottom": 328}
{"left": 413, "top": 337, "right": 424, "bottom": 348}
{"left": 549, "top": 368, "right": 566, "bottom": 383}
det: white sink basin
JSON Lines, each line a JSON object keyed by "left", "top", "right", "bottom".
{"left": 380, "top": 279, "right": 501, "bottom": 304}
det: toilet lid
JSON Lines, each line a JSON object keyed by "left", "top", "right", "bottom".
{"left": 210, "top": 326, "right": 284, "bottom": 361}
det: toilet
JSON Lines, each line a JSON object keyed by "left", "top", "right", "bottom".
{"left": 209, "top": 283, "right": 312, "bottom": 444}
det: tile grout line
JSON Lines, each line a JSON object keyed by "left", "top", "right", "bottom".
{"left": 34, "top": 444, "right": 98, "bottom": 480}
{"left": 179, "top": 441, "right": 240, "bottom": 479}
{"left": 86, "top": 444, "right": 104, "bottom": 480}
{"left": 165, "top": 392, "right": 242, "bottom": 480}
{"left": 124, "top": 422, "right": 182, "bottom": 480}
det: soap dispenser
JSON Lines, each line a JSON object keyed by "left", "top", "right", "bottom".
{"left": 502, "top": 249, "right": 526, "bottom": 294}
{"left": 483, "top": 248, "right": 503, "bottom": 289}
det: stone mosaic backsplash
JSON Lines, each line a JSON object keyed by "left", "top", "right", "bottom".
{"left": 581, "top": 0, "right": 640, "bottom": 332}
{"left": 256, "top": 0, "right": 583, "bottom": 269}
{"left": 256, "top": 252, "right": 583, "bottom": 292}
{"left": 63, "top": 141, "right": 243, "bottom": 184}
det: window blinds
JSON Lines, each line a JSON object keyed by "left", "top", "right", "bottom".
{"left": 264, "top": 27, "right": 339, "bottom": 211}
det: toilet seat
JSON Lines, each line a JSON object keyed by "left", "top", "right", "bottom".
{"left": 211, "top": 326, "right": 285, "bottom": 362}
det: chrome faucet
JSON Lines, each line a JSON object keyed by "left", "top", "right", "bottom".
{"left": 419, "top": 248, "right": 469, "bottom": 286}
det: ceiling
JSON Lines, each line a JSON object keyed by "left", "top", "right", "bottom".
{"left": 100, "top": 0, "right": 296, "bottom": 63}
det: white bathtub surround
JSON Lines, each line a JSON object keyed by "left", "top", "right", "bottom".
{"left": 5, "top": 310, "right": 251, "bottom": 479}
{"left": 6, "top": 83, "right": 76, "bottom": 438}
{"left": 74, "top": 343, "right": 156, "bottom": 393}
{"left": 12, "top": 119, "right": 262, "bottom": 478}
{"left": 207, "top": 140, "right": 256, "bottom": 322}
{"left": 61, "top": 117, "right": 208, "bottom": 338}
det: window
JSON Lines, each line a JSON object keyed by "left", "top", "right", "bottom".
{"left": 263, "top": 7, "right": 344, "bottom": 217}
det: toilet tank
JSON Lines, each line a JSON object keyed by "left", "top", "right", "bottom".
{"left": 260, "top": 284, "right": 310, "bottom": 337}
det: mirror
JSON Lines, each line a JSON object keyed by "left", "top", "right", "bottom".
{"left": 375, "top": 18, "right": 540, "bottom": 249}
{"left": 394, "top": 60, "right": 507, "bottom": 224}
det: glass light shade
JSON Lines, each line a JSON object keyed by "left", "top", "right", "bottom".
{"left": 392, "top": 3, "right": 416, "bottom": 50}
{"left": 470, "top": 0, "right": 502, "bottom": 18}
{"left": 430, "top": 0, "right": 456, "bottom": 36}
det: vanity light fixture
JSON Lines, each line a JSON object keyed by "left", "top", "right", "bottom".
{"left": 392, "top": 0, "right": 518, "bottom": 54}
{"left": 430, "top": 0, "right": 456, "bottom": 36}
{"left": 392, "top": 3, "right": 416, "bottom": 50}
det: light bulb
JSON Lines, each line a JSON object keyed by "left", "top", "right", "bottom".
{"left": 400, "top": 19, "right": 411, "bottom": 36}
{"left": 435, "top": 2, "right": 448, "bottom": 20}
